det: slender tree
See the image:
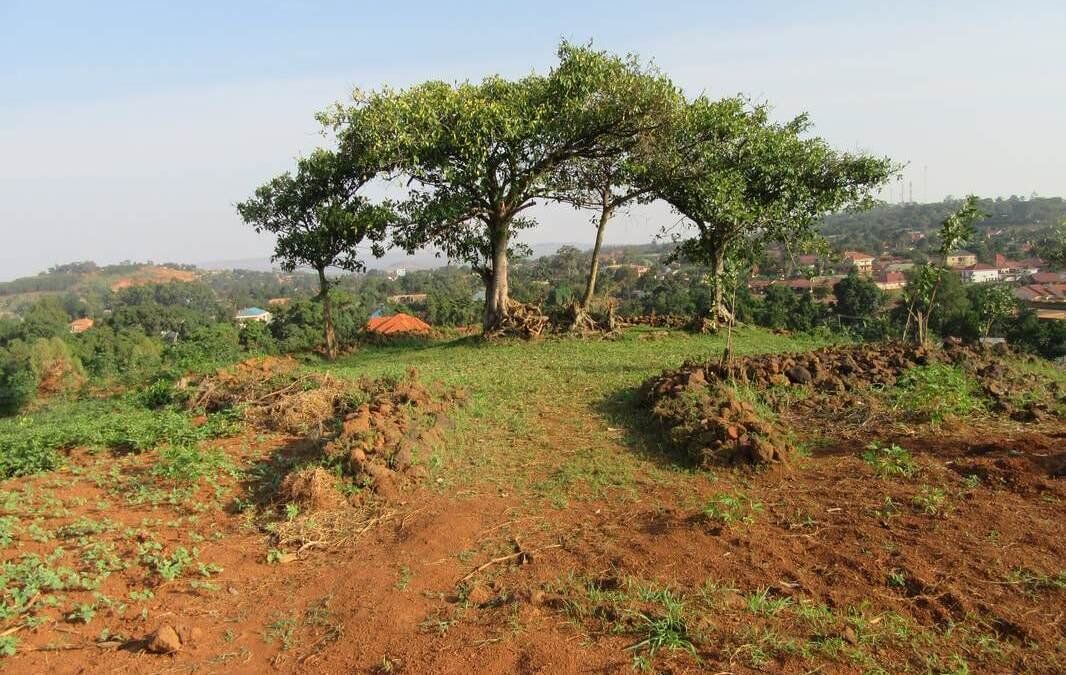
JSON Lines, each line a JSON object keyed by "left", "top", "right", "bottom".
{"left": 324, "top": 42, "right": 678, "bottom": 333}
{"left": 902, "top": 196, "right": 984, "bottom": 344}
{"left": 237, "top": 149, "right": 393, "bottom": 359}
{"left": 549, "top": 102, "right": 680, "bottom": 328}
{"left": 643, "top": 96, "right": 896, "bottom": 329}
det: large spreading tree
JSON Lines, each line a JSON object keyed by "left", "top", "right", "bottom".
{"left": 237, "top": 149, "right": 393, "bottom": 359}
{"left": 644, "top": 96, "right": 897, "bottom": 328}
{"left": 324, "top": 42, "right": 678, "bottom": 332}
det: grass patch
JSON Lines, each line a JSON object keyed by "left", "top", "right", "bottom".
{"left": 0, "top": 396, "right": 239, "bottom": 479}
{"left": 862, "top": 442, "right": 919, "bottom": 479}
{"left": 891, "top": 364, "right": 986, "bottom": 424}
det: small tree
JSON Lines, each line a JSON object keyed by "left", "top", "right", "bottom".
{"left": 549, "top": 109, "right": 678, "bottom": 328}
{"left": 237, "top": 149, "right": 393, "bottom": 359}
{"left": 833, "top": 270, "right": 884, "bottom": 326}
{"left": 971, "top": 283, "right": 1016, "bottom": 337}
{"left": 902, "top": 196, "right": 984, "bottom": 344}
{"left": 326, "top": 42, "right": 678, "bottom": 333}
{"left": 644, "top": 96, "right": 895, "bottom": 329}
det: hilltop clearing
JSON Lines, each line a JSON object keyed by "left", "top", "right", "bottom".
{"left": 0, "top": 328, "right": 1062, "bottom": 673}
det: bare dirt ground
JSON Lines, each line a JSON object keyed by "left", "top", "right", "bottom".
{"left": 2, "top": 334, "right": 1063, "bottom": 674}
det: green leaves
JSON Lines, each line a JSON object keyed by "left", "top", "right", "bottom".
{"left": 236, "top": 148, "right": 395, "bottom": 275}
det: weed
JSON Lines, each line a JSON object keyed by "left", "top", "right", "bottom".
{"left": 264, "top": 613, "right": 298, "bottom": 651}
{"left": 745, "top": 587, "right": 792, "bottom": 616}
{"left": 891, "top": 364, "right": 986, "bottom": 424}
{"left": 395, "top": 566, "right": 413, "bottom": 591}
{"left": 701, "top": 491, "right": 763, "bottom": 527}
{"left": 887, "top": 569, "right": 907, "bottom": 588}
{"left": 862, "top": 442, "right": 918, "bottom": 478}
{"left": 912, "top": 486, "right": 947, "bottom": 516}
{"left": 152, "top": 444, "right": 233, "bottom": 483}
{"left": 67, "top": 603, "right": 96, "bottom": 624}
{"left": 626, "top": 590, "right": 697, "bottom": 661}
{"left": 0, "top": 634, "right": 17, "bottom": 657}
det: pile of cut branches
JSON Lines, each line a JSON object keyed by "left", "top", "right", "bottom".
{"left": 488, "top": 300, "right": 550, "bottom": 339}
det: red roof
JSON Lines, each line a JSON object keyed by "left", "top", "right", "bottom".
{"left": 366, "top": 313, "right": 432, "bottom": 335}
{"left": 1031, "top": 272, "right": 1064, "bottom": 284}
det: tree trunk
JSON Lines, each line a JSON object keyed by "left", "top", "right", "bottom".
{"left": 580, "top": 206, "right": 612, "bottom": 309}
{"left": 704, "top": 245, "right": 734, "bottom": 331}
{"left": 318, "top": 267, "right": 337, "bottom": 360}
{"left": 483, "top": 222, "right": 510, "bottom": 332}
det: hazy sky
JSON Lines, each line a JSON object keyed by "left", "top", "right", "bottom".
{"left": 2, "top": 1, "right": 1064, "bottom": 280}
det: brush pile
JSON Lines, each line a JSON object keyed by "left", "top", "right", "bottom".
{"left": 488, "top": 300, "right": 550, "bottom": 339}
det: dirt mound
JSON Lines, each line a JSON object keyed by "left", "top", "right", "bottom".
{"left": 188, "top": 359, "right": 464, "bottom": 500}
{"left": 280, "top": 467, "right": 345, "bottom": 512}
{"left": 645, "top": 342, "right": 1064, "bottom": 466}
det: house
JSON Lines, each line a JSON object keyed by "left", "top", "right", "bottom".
{"left": 234, "top": 307, "right": 272, "bottom": 324}
{"left": 993, "top": 254, "right": 1042, "bottom": 281}
{"left": 387, "top": 293, "right": 428, "bottom": 305}
{"left": 267, "top": 297, "right": 290, "bottom": 307}
{"left": 69, "top": 318, "right": 94, "bottom": 334}
{"left": 959, "top": 264, "right": 1000, "bottom": 284}
{"left": 841, "top": 251, "right": 875, "bottom": 275}
{"left": 875, "top": 271, "right": 906, "bottom": 291}
{"left": 944, "top": 251, "right": 977, "bottom": 269}
{"left": 1014, "top": 283, "right": 1066, "bottom": 305}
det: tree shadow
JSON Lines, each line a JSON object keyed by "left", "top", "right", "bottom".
{"left": 228, "top": 435, "right": 326, "bottom": 514}
{"left": 592, "top": 385, "right": 694, "bottom": 472}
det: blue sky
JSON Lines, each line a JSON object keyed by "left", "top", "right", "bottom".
{"left": 1, "top": 1, "right": 1064, "bottom": 279}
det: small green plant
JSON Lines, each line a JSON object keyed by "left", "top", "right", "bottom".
{"left": 887, "top": 569, "right": 907, "bottom": 588}
{"left": 152, "top": 444, "right": 233, "bottom": 483}
{"left": 0, "top": 634, "right": 18, "bottom": 657}
{"left": 912, "top": 486, "right": 947, "bottom": 516}
{"left": 284, "top": 502, "right": 301, "bottom": 522}
{"left": 891, "top": 364, "right": 986, "bottom": 424}
{"left": 962, "top": 474, "right": 981, "bottom": 489}
{"left": 862, "top": 442, "right": 918, "bottom": 479}
{"left": 701, "top": 491, "right": 763, "bottom": 526}
{"left": 67, "top": 603, "right": 96, "bottom": 624}
{"left": 626, "top": 591, "right": 696, "bottom": 662}
{"left": 264, "top": 613, "right": 298, "bottom": 651}
{"left": 746, "top": 587, "right": 792, "bottom": 616}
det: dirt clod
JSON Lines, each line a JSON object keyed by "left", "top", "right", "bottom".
{"left": 146, "top": 625, "right": 182, "bottom": 654}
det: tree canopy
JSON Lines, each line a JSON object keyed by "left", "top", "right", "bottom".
{"left": 324, "top": 42, "right": 679, "bottom": 331}
{"left": 644, "top": 96, "right": 897, "bottom": 327}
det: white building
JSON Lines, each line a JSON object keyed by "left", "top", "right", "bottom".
{"left": 959, "top": 264, "right": 1000, "bottom": 284}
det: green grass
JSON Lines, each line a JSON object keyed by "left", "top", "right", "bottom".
{"left": 862, "top": 442, "right": 919, "bottom": 479}
{"left": 701, "top": 491, "right": 763, "bottom": 527}
{"left": 891, "top": 364, "right": 986, "bottom": 424}
{"left": 326, "top": 327, "right": 835, "bottom": 493}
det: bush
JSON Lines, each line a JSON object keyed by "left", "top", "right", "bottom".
{"left": 0, "top": 343, "right": 36, "bottom": 415}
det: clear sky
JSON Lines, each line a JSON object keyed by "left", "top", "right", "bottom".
{"left": 2, "top": 1, "right": 1064, "bottom": 280}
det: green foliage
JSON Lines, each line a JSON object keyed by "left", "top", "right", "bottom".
{"left": 0, "top": 397, "right": 237, "bottom": 479}
{"left": 701, "top": 492, "right": 763, "bottom": 526}
{"left": 0, "top": 634, "right": 17, "bottom": 657}
{"left": 627, "top": 590, "right": 697, "bottom": 663}
{"left": 152, "top": 445, "right": 234, "bottom": 483}
{"left": 833, "top": 270, "right": 884, "bottom": 323}
{"left": 912, "top": 486, "right": 947, "bottom": 516}
{"left": 970, "top": 284, "right": 1017, "bottom": 337}
{"left": 162, "top": 323, "right": 242, "bottom": 375}
{"left": 862, "top": 442, "right": 919, "bottom": 479}
{"left": 645, "top": 94, "right": 895, "bottom": 321}
{"left": 328, "top": 41, "right": 680, "bottom": 330}
{"left": 237, "top": 148, "right": 394, "bottom": 358}
{"left": 891, "top": 364, "right": 986, "bottom": 424}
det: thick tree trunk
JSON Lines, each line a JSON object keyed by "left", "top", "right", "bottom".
{"left": 482, "top": 223, "right": 510, "bottom": 332}
{"left": 318, "top": 267, "right": 337, "bottom": 360}
{"left": 580, "top": 207, "right": 612, "bottom": 309}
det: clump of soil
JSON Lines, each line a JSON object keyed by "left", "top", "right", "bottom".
{"left": 645, "top": 342, "right": 1063, "bottom": 466}
{"left": 279, "top": 467, "right": 344, "bottom": 512}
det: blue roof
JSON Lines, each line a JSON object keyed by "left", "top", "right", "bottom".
{"left": 235, "top": 307, "right": 269, "bottom": 317}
